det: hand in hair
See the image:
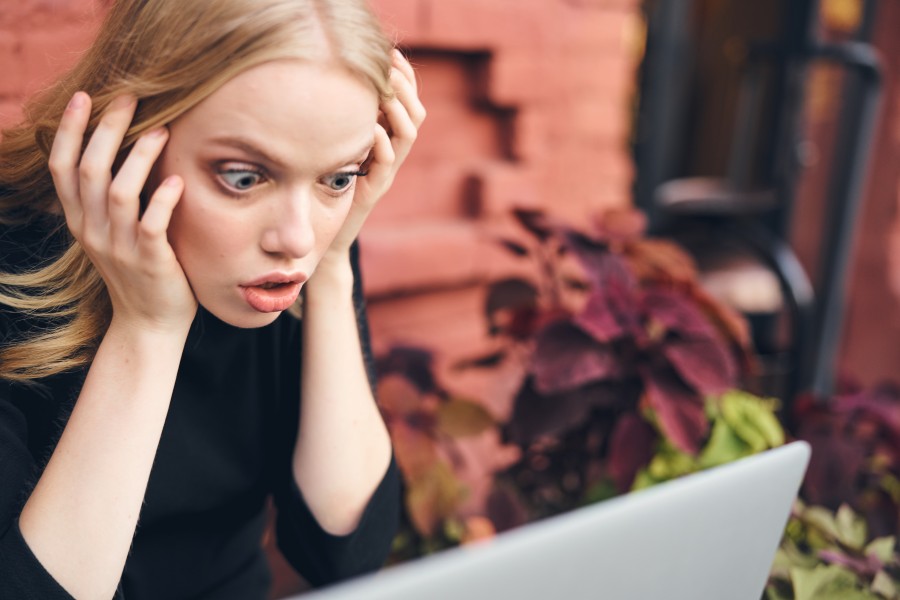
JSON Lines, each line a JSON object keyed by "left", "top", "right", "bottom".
{"left": 320, "top": 49, "right": 426, "bottom": 264}
{"left": 49, "top": 92, "right": 198, "bottom": 334}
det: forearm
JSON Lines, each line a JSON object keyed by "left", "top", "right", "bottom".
{"left": 19, "top": 318, "right": 188, "bottom": 600}
{"left": 293, "top": 255, "right": 392, "bottom": 536}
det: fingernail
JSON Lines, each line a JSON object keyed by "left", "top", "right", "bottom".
{"left": 162, "top": 175, "right": 181, "bottom": 187}
{"left": 146, "top": 127, "right": 167, "bottom": 138}
{"left": 67, "top": 92, "right": 85, "bottom": 110}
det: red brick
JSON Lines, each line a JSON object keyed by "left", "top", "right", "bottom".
{"left": 367, "top": 162, "right": 484, "bottom": 225}
{"left": 558, "top": 51, "right": 637, "bottom": 100}
{"left": 475, "top": 163, "right": 542, "bottom": 215}
{"left": 559, "top": 6, "right": 638, "bottom": 54}
{"left": 0, "top": 99, "right": 24, "bottom": 130}
{"left": 20, "top": 23, "right": 98, "bottom": 97}
{"left": 487, "top": 50, "right": 555, "bottom": 105}
{"left": 0, "top": 32, "right": 24, "bottom": 97}
{"left": 423, "top": 0, "right": 556, "bottom": 51}
{"left": 564, "top": 97, "right": 632, "bottom": 143}
{"left": 370, "top": 0, "right": 424, "bottom": 45}
{"left": 360, "top": 221, "right": 500, "bottom": 297}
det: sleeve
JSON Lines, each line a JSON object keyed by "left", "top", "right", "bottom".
{"left": 269, "top": 241, "right": 401, "bottom": 588}
{"left": 273, "top": 456, "right": 401, "bottom": 588}
{"left": 0, "top": 379, "right": 76, "bottom": 600}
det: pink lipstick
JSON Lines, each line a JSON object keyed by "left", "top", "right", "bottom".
{"left": 240, "top": 273, "right": 306, "bottom": 313}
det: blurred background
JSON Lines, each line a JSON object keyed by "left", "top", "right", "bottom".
{"left": 3, "top": 0, "right": 900, "bottom": 597}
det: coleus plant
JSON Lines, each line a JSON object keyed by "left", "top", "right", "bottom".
{"left": 474, "top": 207, "right": 754, "bottom": 520}
{"left": 792, "top": 382, "right": 900, "bottom": 540}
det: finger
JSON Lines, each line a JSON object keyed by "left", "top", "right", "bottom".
{"left": 48, "top": 92, "right": 93, "bottom": 231}
{"left": 389, "top": 67, "right": 426, "bottom": 129}
{"left": 79, "top": 95, "right": 138, "bottom": 229}
{"left": 138, "top": 175, "right": 184, "bottom": 259}
{"left": 108, "top": 127, "right": 170, "bottom": 249}
{"left": 392, "top": 49, "right": 419, "bottom": 95}
{"left": 362, "top": 123, "right": 396, "bottom": 187}
{"left": 379, "top": 94, "right": 417, "bottom": 166}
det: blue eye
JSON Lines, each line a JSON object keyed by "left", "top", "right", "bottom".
{"left": 220, "top": 169, "right": 264, "bottom": 191}
{"left": 322, "top": 171, "right": 361, "bottom": 192}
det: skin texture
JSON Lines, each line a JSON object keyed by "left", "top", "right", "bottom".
{"left": 21, "top": 50, "right": 425, "bottom": 599}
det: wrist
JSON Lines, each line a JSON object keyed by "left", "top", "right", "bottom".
{"left": 308, "top": 250, "right": 354, "bottom": 294}
{"left": 107, "top": 313, "right": 193, "bottom": 347}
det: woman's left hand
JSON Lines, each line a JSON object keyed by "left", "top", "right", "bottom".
{"left": 322, "top": 49, "right": 426, "bottom": 262}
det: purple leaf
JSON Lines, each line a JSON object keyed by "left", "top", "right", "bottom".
{"left": 531, "top": 320, "right": 623, "bottom": 394}
{"left": 376, "top": 346, "right": 437, "bottom": 393}
{"left": 833, "top": 384, "right": 900, "bottom": 439}
{"left": 487, "top": 486, "right": 530, "bottom": 533}
{"left": 607, "top": 414, "right": 659, "bottom": 492}
{"left": 505, "top": 380, "right": 614, "bottom": 445}
{"left": 662, "top": 336, "right": 737, "bottom": 395}
{"left": 642, "top": 367, "right": 709, "bottom": 455}
{"left": 797, "top": 420, "right": 868, "bottom": 509}
{"left": 642, "top": 287, "right": 720, "bottom": 340}
{"left": 574, "top": 290, "right": 628, "bottom": 343}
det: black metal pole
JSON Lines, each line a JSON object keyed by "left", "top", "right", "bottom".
{"left": 809, "top": 39, "right": 884, "bottom": 398}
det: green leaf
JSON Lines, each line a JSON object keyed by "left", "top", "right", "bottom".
{"left": 871, "top": 570, "right": 898, "bottom": 598}
{"left": 698, "top": 417, "right": 750, "bottom": 469}
{"left": 582, "top": 478, "right": 618, "bottom": 505}
{"left": 406, "top": 461, "right": 469, "bottom": 537}
{"left": 719, "top": 390, "right": 785, "bottom": 452}
{"left": 790, "top": 565, "right": 873, "bottom": 600}
{"left": 804, "top": 506, "right": 841, "bottom": 545}
{"left": 774, "top": 537, "right": 821, "bottom": 571}
{"left": 835, "top": 504, "right": 868, "bottom": 550}
{"left": 865, "top": 536, "right": 897, "bottom": 564}
{"left": 631, "top": 469, "right": 658, "bottom": 491}
{"left": 436, "top": 398, "right": 495, "bottom": 438}
{"left": 646, "top": 442, "right": 697, "bottom": 481}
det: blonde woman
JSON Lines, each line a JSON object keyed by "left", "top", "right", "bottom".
{"left": 0, "top": 0, "right": 425, "bottom": 598}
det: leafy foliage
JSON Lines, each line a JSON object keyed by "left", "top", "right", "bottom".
{"left": 793, "top": 383, "right": 900, "bottom": 539}
{"left": 376, "top": 207, "right": 900, "bottom": 596}
{"left": 764, "top": 384, "right": 900, "bottom": 598}
{"left": 767, "top": 502, "right": 900, "bottom": 599}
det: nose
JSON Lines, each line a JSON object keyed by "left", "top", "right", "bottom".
{"left": 260, "top": 188, "right": 316, "bottom": 258}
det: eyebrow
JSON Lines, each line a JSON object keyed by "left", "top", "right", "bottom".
{"left": 206, "top": 135, "right": 374, "bottom": 173}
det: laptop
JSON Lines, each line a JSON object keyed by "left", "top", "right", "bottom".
{"left": 295, "top": 441, "right": 810, "bottom": 600}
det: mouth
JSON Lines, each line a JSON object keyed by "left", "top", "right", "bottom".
{"left": 240, "top": 273, "right": 307, "bottom": 313}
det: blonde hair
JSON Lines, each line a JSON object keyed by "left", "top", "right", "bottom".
{"left": 0, "top": 0, "right": 394, "bottom": 382}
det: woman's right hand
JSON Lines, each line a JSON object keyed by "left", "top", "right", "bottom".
{"left": 49, "top": 92, "right": 198, "bottom": 334}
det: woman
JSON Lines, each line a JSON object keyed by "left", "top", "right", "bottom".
{"left": 0, "top": 0, "right": 425, "bottom": 598}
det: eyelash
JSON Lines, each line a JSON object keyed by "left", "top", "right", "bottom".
{"left": 216, "top": 165, "right": 267, "bottom": 197}
{"left": 214, "top": 165, "right": 369, "bottom": 198}
{"left": 321, "top": 170, "right": 369, "bottom": 196}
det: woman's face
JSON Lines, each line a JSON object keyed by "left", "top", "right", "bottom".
{"left": 156, "top": 59, "right": 379, "bottom": 328}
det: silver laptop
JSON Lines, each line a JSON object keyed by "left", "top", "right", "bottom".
{"left": 296, "top": 441, "right": 810, "bottom": 600}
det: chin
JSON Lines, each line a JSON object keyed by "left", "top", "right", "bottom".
{"left": 201, "top": 303, "right": 285, "bottom": 329}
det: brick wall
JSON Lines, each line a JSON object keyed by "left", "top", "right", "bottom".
{"left": 0, "top": 0, "right": 102, "bottom": 124}
{"left": 365, "top": 0, "right": 641, "bottom": 378}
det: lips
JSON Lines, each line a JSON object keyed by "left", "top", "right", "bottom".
{"left": 240, "top": 272, "right": 307, "bottom": 313}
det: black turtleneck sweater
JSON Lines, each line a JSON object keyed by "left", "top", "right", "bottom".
{"left": 0, "top": 218, "right": 400, "bottom": 599}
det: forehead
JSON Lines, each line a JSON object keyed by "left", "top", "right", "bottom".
{"left": 171, "top": 59, "right": 379, "bottom": 170}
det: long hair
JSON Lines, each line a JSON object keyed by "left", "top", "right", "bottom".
{"left": 0, "top": 0, "right": 394, "bottom": 382}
